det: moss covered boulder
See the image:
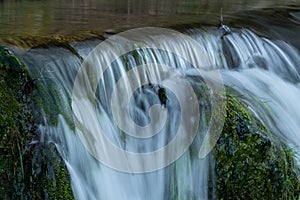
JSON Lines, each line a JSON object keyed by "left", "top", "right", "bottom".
{"left": 0, "top": 47, "right": 73, "bottom": 199}
{"left": 215, "top": 95, "right": 300, "bottom": 199}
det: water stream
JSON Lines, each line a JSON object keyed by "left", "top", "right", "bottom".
{"left": 9, "top": 23, "right": 300, "bottom": 199}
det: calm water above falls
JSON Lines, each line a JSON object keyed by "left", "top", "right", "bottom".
{"left": 0, "top": 0, "right": 299, "bottom": 38}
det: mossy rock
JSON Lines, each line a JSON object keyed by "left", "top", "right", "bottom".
{"left": 30, "top": 144, "right": 74, "bottom": 200}
{"left": 215, "top": 95, "right": 300, "bottom": 199}
{"left": 0, "top": 46, "right": 31, "bottom": 198}
{"left": 0, "top": 46, "right": 74, "bottom": 199}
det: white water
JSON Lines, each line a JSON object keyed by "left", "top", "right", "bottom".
{"left": 191, "top": 28, "right": 300, "bottom": 155}
{"left": 14, "top": 27, "right": 300, "bottom": 199}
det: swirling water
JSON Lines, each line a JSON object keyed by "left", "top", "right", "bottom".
{"left": 11, "top": 25, "right": 300, "bottom": 200}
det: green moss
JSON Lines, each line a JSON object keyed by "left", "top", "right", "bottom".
{"left": 0, "top": 46, "right": 74, "bottom": 199}
{"left": 215, "top": 95, "right": 300, "bottom": 199}
{"left": 52, "top": 161, "right": 74, "bottom": 200}
{"left": 39, "top": 149, "right": 73, "bottom": 200}
{"left": 0, "top": 47, "right": 30, "bottom": 199}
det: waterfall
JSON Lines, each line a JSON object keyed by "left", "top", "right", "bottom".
{"left": 190, "top": 28, "right": 300, "bottom": 156}
{"left": 11, "top": 26, "right": 300, "bottom": 199}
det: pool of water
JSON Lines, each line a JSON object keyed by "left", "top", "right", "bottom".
{"left": 0, "top": 0, "right": 299, "bottom": 39}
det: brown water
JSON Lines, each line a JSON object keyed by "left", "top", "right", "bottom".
{"left": 0, "top": 0, "right": 298, "bottom": 39}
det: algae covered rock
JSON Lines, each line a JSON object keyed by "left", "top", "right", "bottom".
{"left": 0, "top": 46, "right": 73, "bottom": 199}
{"left": 215, "top": 95, "right": 300, "bottom": 199}
{"left": 0, "top": 46, "right": 33, "bottom": 198}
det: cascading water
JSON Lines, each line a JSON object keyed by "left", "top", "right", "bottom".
{"left": 11, "top": 25, "right": 300, "bottom": 200}
{"left": 189, "top": 28, "right": 300, "bottom": 155}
